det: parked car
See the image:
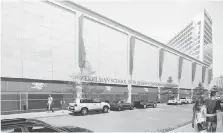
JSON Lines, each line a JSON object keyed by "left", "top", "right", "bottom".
{"left": 133, "top": 100, "right": 157, "bottom": 108}
{"left": 68, "top": 98, "right": 110, "bottom": 116}
{"left": 1, "top": 118, "right": 93, "bottom": 132}
{"left": 167, "top": 98, "right": 182, "bottom": 105}
{"left": 180, "top": 97, "right": 193, "bottom": 104}
{"left": 110, "top": 100, "right": 134, "bottom": 111}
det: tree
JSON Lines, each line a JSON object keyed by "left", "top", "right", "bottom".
{"left": 67, "top": 61, "right": 96, "bottom": 98}
{"left": 194, "top": 82, "right": 207, "bottom": 96}
{"left": 167, "top": 76, "right": 173, "bottom": 84}
{"left": 163, "top": 76, "right": 175, "bottom": 90}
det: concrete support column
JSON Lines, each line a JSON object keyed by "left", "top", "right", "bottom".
{"left": 177, "top": 87, "right": 180, "bottom": 100}
{"left": 26, "top": 92, "right": 28, "bottom": 110}
{"left": 127, "top": 34, "right": 134, "bottom": 103}
{"left": 76, "top": 12, "right": 84, "bottom": 98}
{"left": 127, "top": 77, "right": 132, "bottom": 103}
{"left": 158, "top": 87, "right": 161, "bottom": 101}
{"left": 19, "top": 93, "right": 21, "bottom": 111}
{"left": 76, "top": 86, "right": 82, "bottom": 98}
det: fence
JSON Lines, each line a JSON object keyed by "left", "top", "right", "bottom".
{"left": 1, "top": 91, "right": 158, "bottom": 114}
{"left": 1, "top": 92, "right": 75, "bottom": 114}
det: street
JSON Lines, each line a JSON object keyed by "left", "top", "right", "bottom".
{"left": 39, "top": 104, "right": 194, "bottom": 132}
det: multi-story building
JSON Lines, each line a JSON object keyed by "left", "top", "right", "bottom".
{"left": 214, "top": 76, "right": 223, "bottom": 88}
{"left": 1, "top": 0, "right": 212, "bottom": 113}
{"left": 167, "top": 9, "right": 213, "bottom": 66}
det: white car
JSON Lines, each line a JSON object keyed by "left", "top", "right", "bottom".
{"left": 68, "top": 98, "right": 110, "bottom": 116}
{"left": 180, "top": 97, "right": 193, "bottom": 104}
{"left": 167, "top": 98, "right": 182, "bottom": 105}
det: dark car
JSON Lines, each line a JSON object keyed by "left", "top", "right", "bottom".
{"left": 1, "top": 118, "right": 93, "bottom": 132}
{"left": 110, "top": 100, "right": 134, "bottom": 111}
{"left": 134, "top": 100, "right": 157, "bottom": 108}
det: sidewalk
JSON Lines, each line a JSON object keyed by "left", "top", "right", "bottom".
{"left": 171, "top": 122, "right": 223, "bottom": 132}
{"left": 1, "top": 110, "right": 70, "bottom": 120}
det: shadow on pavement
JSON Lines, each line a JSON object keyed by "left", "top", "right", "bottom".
{"left": 69, "top": 111, "right": 109, "bottom": 116}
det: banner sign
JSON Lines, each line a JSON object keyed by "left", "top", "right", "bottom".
{"left": 129, "top": 36, "right": 135, "bottom": 75}
{"left": 73, "top": 76, "right": 178, "bottom": 87}
{"left": 208, "top": 69, "right": 213, "bottom": 84}
{"left": 192, "top": 62, "right": 197, "bottom": 82}
{"left": 178, "top": 56, "right": 183, "bottom": 80}
{"left": 159, "top": 48, "right": 165, "bottom": 79}
{"left": 202, "top": 66, "right": 206, "bottom": 83}
{"left": 31, "top": 82, "right": 46, "bottom": 90}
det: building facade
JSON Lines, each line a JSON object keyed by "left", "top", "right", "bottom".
{"left": 167, "top": 10, "right": 213, "bottom": 66}
{"left": 214, "top": 76, "right": 223, "bottom": 88}
{"left": 1, "top": 0, "right": 212, "bottom": 112}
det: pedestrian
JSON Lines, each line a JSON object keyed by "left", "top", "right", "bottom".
{"left": 47, "top": 94, "right": 54, "bottom": 112}
{"left": 192, "top": 96, "right": 207, "bottom": 132}
{"left": 204, "top": 87, "right": 222, "bottom": 132}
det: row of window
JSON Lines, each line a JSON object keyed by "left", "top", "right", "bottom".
{"left": 204, "top": 26, "right": 212, "bottom": 36}
{"left": 182, "top": 44, "right": 193, "bottom": 53}
{"left": 204, "top": 54, "right": 212, "bottom": 59}
{"left": 204, "top": 34, "right": 212, "bottom": 44}
{"left": 204, "top": 60, "right": 211, "bottom": 65}
{"left": 187, "top": 43, "right": 199, "bottom": 55}
{"left": 204, "top": 52, "right": 212, "bottom": 59}
{"left": 193, "top": 45, "right": 200, "bottom": 51}
{"left": 204, "top": 39, "right": 210, "bottom": 45}
{"left": 204, "top": 48, "right": 212, "bottom": 56}
{"left": 80, "top": 99, "right": 101, "bottom": 103}
{"left": 204, "top": 28, "right": 212, "bottom": 40}
{"left": 204, "top": 21, "right": 212, "bottom": 33}
{"left": 180, "top": 41, "right": 193, "bottom": 51}
{"left": 204, "top": 12, "right": 212, "bottom": 24}
{"left": 191, "top": 50, "right": 200, "bottom": 56}
{"left": 173, "top": 33, "right": 193, "bottom": 49}
{"left": 204, "top": 50, "right": 212, "bottom": 58}
{"left": 169, "top": 26, "right": 193, "bottom": 45}
{"left": 204, "top": 58, "right": 212, "bottom": 64}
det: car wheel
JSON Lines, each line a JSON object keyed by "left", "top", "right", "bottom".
{"left": 117, "top": 106, "right": 121, "bottom": 111}
{"left": 81, "top": 108, "right": 88, "bottom": 116}
{"left": 103, "top": 106, "right": 109, "bottom": 113}
{"left": 130, "top": 106, "right": 134, "bottom": 110}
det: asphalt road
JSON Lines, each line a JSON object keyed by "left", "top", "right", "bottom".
{"left": 39, "top": 104, "right": 195, "bottom": 132}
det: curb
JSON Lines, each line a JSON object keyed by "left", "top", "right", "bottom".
{"left": 145, "top": 121, "right": 192, "bottom": 132}
{"left": 1, "top": 111, "right": 69, "bottom": 120}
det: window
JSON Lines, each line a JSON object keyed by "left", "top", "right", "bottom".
{"left": 80, "top": 99, "right": 91, "bottom": 103}
{"left": 92, "top": 98, "right": 100, "bottom": 103}
{"left": 27, "top": 126, "right": 59, "bottom": 132}
{"left": 2, "top": 128, "right": 23, "bottom": 133}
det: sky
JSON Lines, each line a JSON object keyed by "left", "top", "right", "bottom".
{"left": 73, "top": 0, "right": 223, "bottom": 77}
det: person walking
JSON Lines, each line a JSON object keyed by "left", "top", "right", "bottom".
{"left": 205, "top": 87, "right": 222, "bottom": 132}
{"left": 47, "top": 94, "right": 54, "bottom": 112}
{"left": 192, "top": 96, "right": 207, "bottom": 132}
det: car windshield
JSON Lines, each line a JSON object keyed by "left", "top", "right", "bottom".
{"left": 180, "top": 98, "right": 186, "bottom": 99}
{"left": 113, "top": 101, "right": 121, "bottom": 103}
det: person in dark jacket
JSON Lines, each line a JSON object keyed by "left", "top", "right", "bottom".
{"left": 205, "top": 87, "right": 222, "bottom": 132}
